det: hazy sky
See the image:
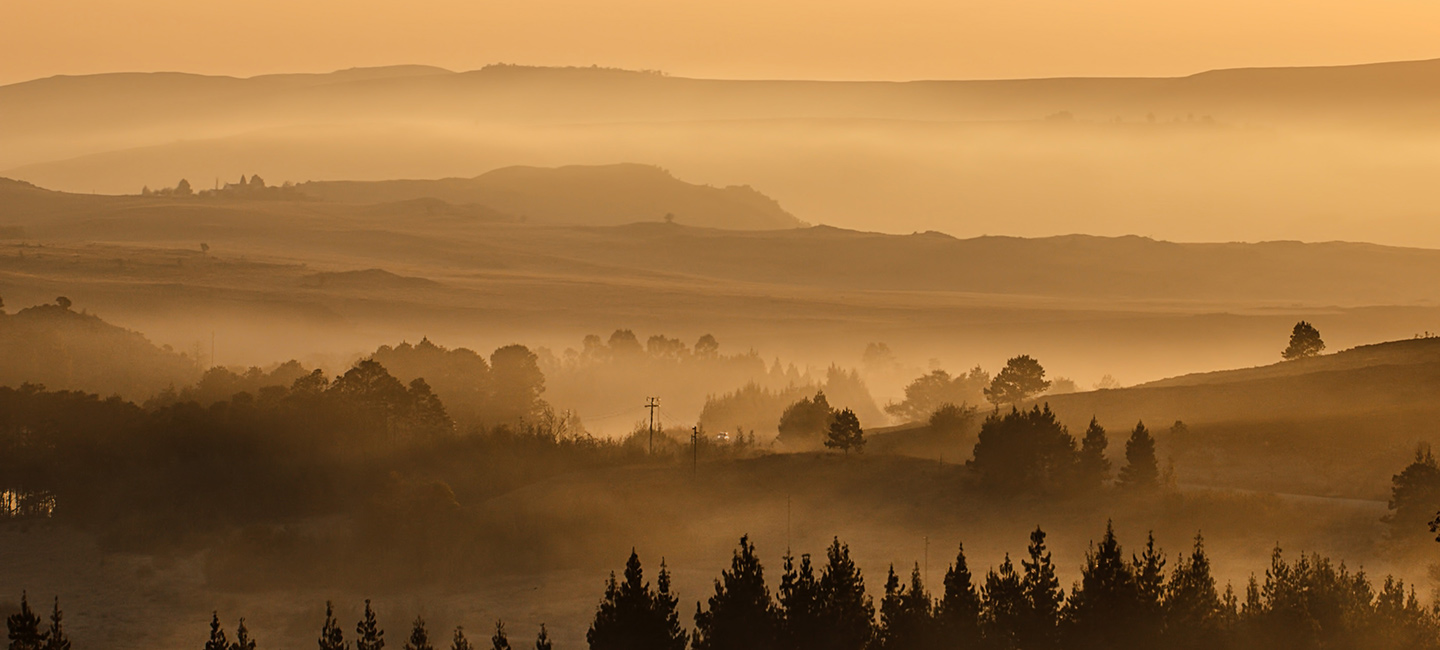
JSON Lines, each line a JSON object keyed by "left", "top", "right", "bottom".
{"left": 5, "top": 0, "right": 1439, "bottom": 85}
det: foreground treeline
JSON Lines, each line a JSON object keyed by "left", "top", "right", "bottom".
{"left": 9, "top": 525, "right": 1437, "bottom": 650}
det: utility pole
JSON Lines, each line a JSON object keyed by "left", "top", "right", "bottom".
{"left": 691, "top": 426, "right": 699, "bottom": 477}
{"left": 645, "top": 397, "right": 660, "bottom": 455}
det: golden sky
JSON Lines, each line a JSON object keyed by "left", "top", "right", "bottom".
{"left": 4, "top": 0, "right": 1439, "bottom": 84}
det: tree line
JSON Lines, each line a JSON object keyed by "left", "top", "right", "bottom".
{"left": 11, "top": 523, "right": 1436, "bottom": 650}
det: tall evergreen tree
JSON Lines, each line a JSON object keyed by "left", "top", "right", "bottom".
{"left": 532, "top": 626, "right": 550, "bottom": 650}
{"left": 1164, "top": 533, "right": 1223, "bottom": 650}
{"left": 356, "top": 600, "right": 385, "bottom": 650}
{"left": 1132, "top": 532, "right": 1167, "bottom": 646}
{"left": 693, "top": 535, "right": 780, "bottom": 650}
{"left": 817, "top": 538, "right": 875, "bottom": 650}
{"left": 205, "top": 612, "right": 229, "bottom": 650}
{"left": 7, "top": 592, "right": 45, "bottom": 650}
{"left": 450, "top": 628, "right": 472, "bottom": 650}
{"left": 777, "top": 553, "right": 824, "bottom": 650}
{"left": 935, "top": 544, "right": 982, "bottom": 649}
{"left": 1117, "top": 422, "right": 1160, "bottom": 490}
{"left": 488, "top": 621, "right": 508, "bottom": 650}
{"left": 231, "top": 618, "right": 256, "bottom": 650}
{"left": 406, "top": 617, "right": 434, "bottom": 650}
{"left": 587, "top": 550, "right": 687, "bottom": 650}
{"left": 1077, "top": 417, "right": 1111, "bottom": 488}
{"left": 1020, "top": 527, "right": 1063, "bottom": 650}
{"left": 1063, "top": 521, "right": 1141, "bottom": 650}
{"left": 876, "top": 564, "right": 935, "bottom": 650}
{"left": 319, "top": 602, "right": 348, "bottom": 650}
{"left": 980, "top": 555, "right": 1025, "bottom": 649}
{"left": 43, "top": 599, "right": 69, "bottom": 650}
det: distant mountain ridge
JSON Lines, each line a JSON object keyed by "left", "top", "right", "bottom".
{"left": 297, "top": 164, "right": 805, "bottom": 230}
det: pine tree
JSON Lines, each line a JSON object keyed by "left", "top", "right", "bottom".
{"left": 824, "top": 408, "right": 866, "bottom": 455}
{"left": 7, "top": 592, "right": 46, "bottom": 650}
{"left": 532, "top": 626, "right": 550, "bottom": 650}
{"left": 356, "top": 600, "right": 385, "bottom": 650}
{"left": 450, "top": 628, "right": 472, "bottom": 650}
{"left": 777, "top": 553, "right": 824, "bottom": 650}
{"left": 1164, "top": 533, "right": 1223, "bottom": 650}
{"left": 231, "top": 618, "right": 256, "bottom": 650}
{"left": 205, "top": 612, "right": 229, "bottom": 650}
{"left": 587, "top": 550, "right": 687, "bottom": 650}
{"left": 1077, "top": 417, "right": 1111, "bottom": 488}
{"left": 1282, "top": 321, "right": 1325, "bottom": 360}
{"left": 1020, "top": 527, "right": 1063, "bottom": 650}
{"left": 817, "top": 538, "right": 875, "bottom": 650}
{"left": 1117, "top": 422, "right": 1160, "bottom": 490}
{"left": 319, "top": 602, "right": 348, "bottom": 650}
{"left": 693, "top": 535, "right": 780, "bottom": 650}
{"left": 876, "top": 564, "right": 935, "bottom": 650}
{"left": 406, "top": 617, "right": 434, "bottom": 650}
{"left": 935, "top": 544, "right": 982, "bottom": 649}
{"left": 980, "top": 555, "right": 1025, "bottom": 648}
{"left": 1062, "top": 521, "right": 1140, "bottom": 650}
{"left": 487, "top": 621, "right": 508, "bottom": 650}
{"left": 43, "top": 599, "right": 69, "bottom": 650}
{"left": 1132, "top": 532, "right": 1167, "bottom": 646}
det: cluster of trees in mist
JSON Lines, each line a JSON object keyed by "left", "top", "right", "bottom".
{"left": 139, "top": 174, "right": 302, "bottom": 200}
{"left": 15, "top": 522, "right": 1437, "bottom": 650}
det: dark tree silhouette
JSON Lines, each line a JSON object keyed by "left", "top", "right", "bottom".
{"left": 935, "top": 544, "right": 982, "bottom": 648}
{"left": 694, "top": 334, "right": 720, "bottom": 358}
{"left": 587, "top": 550, "right": 687, "bottom": 650}
{"left": 777, "top": 553, "right": 824, "bottom": 650}
{"left": 980, "top": 554, "right": 1025, "bottom": 648}
{"left": 532, "top": 625, "right": 550, "bottom": 650}
{"left": 487, "top": 621, "right": 507, "bottom": 650}
{"left": 231, "top": 618, "right": 256, "bottom": 650}
{"left": 928, "top": 402, "right": 978, "bottom": 435}
{"left": 6, "top": 592, "right": 45, "bottom": 650}
{"left": 405, "top": 617, "right": 434, "bottom": 650}
{"left": 1063, "top": 521, "right": 1141, "bottom": 650}
{"left": 968, "top": 405, "right": 1078, "bottom": 494}
{"left": 176, "top": 178, "right": 194, "bottom": 195}
{"left": 357, "top": 600, "right": 385, "bottom": 650}
{"left": 1117, "top": 422, "right": 1159, "bottom": 490}
{"left": 693, "top": 535, "right": 780, "bottom": 650}
{"left": 1165, "top": 533, "right": 1224, "bottom": 650}
{"left": 606, "top": 329, "right": 644, "bottom": 357}
{"left": 1282, "top": 321, "right": 1325, "bottom": 360}
{"left": 319, "top": 602, "right": 347, "bottom": 650}
{"left": 824, "top": 408, "right": 865, "bottom": 455}
{"left": 1388, "top": 444, "right": 1440, "bottom": 536}
{"left": 876, "top": 564, "right": 934, "bottom": 650}
{"left": 450, "top": 628, "right": 472, "bottom": 650}
{"left": 204, "top": 612, "right": 229, "bottom": 650}
{"left": 1132, "top": 532, "right": 1167, "bottom": 647}
{"left": 885, "top": 368, "right": 988, "bottom": 422}
{"left": 1020, "top": 527, "right": 1063, "bottom": 650}
{"left": 489, "top": 344, "right": 547, "bottom": 424}
{"left": 983, "top": 355, "right": 1051, "bottom": 406}
{"left": 776, "top": 391, "right": 835, "bottom": 447}
{"left": 54, "top": 297, "right": 71, "bottom": 310}
{"left": 1077, "top": 417, "right": 1111, "bottom": 488}
{"left": 43, "top": 598, "right": 69, "bottom": 650}
{"left": 817, "top": 538, "right": 875, "bottom": 650}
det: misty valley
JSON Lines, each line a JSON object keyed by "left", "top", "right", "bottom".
{"left": 7, "top": 56, "right": 1440, "bottom": 650}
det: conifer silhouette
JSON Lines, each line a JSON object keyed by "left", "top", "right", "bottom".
{"left": 204, "top": 612, "right": 229, "bottom": 650}
{"left": 231, "top": 618, "right": 256, "bottom": 650}
{"left": 319, "top": 602, "right": 348, "bottom": 650}
{"left": 356, "top": 600, "right": 385, "bottom": 650}
{"left": 532, "top": 625, "right": 551, "bottom": 650}
{"left": 43, "top": 598, "right": 69, "bottom": 650}
{"left": 1020, "top": 527, "right": 1063, "bottom": 650}
{"left": 980, "top": 555, "right": 1025, "bottom": 648}
{"left": 405, "top": 617, "right": 433, "bottom": 650}
{"left": 1077, "top": 417, "right": 1111, "bottom": 487}
{"left": 487, "top": 620, "right": 507, "bottom": 650}
{"left": 449, "top": 627, "right": 472, "bottom": 650}
{"left": 777, "top": 553, "right": 824, "bottom": 650}
{"left": 817, "top": 538, "right": 874, "bottom": 650}
{"left": 1063, "top": 521, "right": 1141, "bottom": 649}
{"left": 1117, "top": 421, "right": 1159, "bottom": 490}
{"left": 693, "top": 535, "right": 780, "bottom": 650}
{"left": 935, "top": 544, "right": 982, "bottom": 648}
{"left": 6, "top": 592, "right": 46, "bottom": 650}
{"left": 1164, "top": 533, "right": 1223, "bottom": 650}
